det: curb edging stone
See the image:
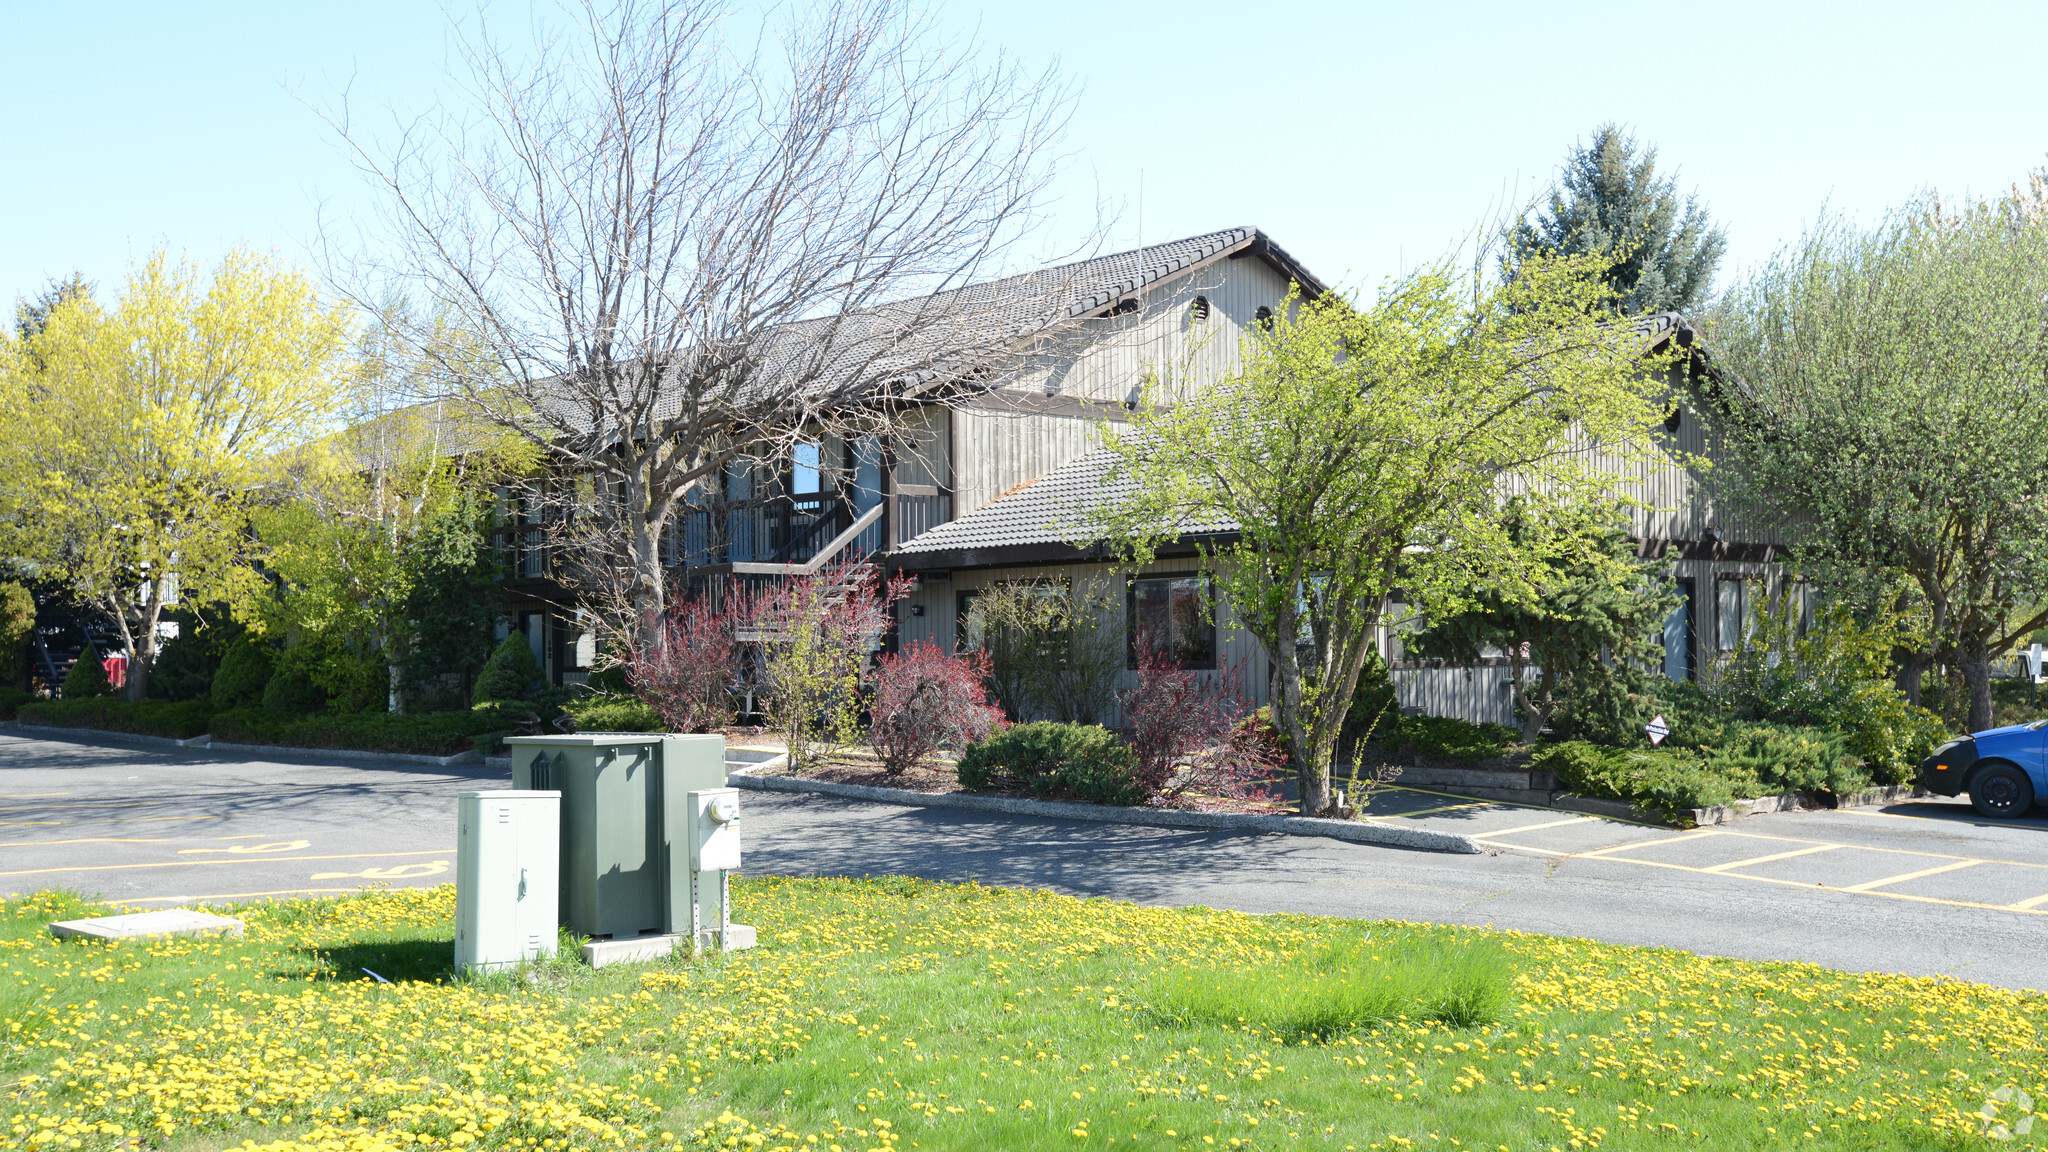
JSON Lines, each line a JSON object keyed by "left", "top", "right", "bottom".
{"left": 1, "top": 723, "right": 483, "bottom": 767}
{"left": 728, "top": 759, "right": 1482, "bottom": 854}
{"left": 4, "top": 722, "right": 213, "bottom": 749}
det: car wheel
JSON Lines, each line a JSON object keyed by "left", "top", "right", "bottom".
{"left": 1969, "top": 763, "right": 2036, "bottom": 819}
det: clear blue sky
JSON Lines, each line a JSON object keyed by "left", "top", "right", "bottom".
{"left": 5, "top": 1, "right": 2046, "bottom": 309}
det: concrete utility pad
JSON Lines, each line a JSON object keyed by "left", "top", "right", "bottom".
{"left": 49, "top": 907, "right": 244, "bottom": 941}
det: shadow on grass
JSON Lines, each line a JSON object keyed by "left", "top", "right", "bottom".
{"left": 288, "top": 938, "right": 455, "bottom": 984}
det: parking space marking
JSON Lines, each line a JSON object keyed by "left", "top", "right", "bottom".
{"left": 0, "top": 800, "right": 169, "bottom": 813}
{"left": 0, "top": 815, "right": 235, "bottom": 828}
{"left": 177, "top": 840, "right": 310, "bottom": 855}
{"left": 0, "top": 848, "right": 454, "bottom": 879}
{"left": 121, "top": 887, "right": 409, "bottom": 903}
{"left": 1701, "top": 844, "right": 1842, "bottom": 873}
{"left": 0, "top": 793, "right": 72, "bottom": 799}
{"left": 1841, "top": 859, "right": 1985, "bottom": 892}
{"left": 1388, "top": 800, "right": 1495, "bottom": 818}
{"left": 1469, "top": 816, "right": 1596, "bottom": 840}
{"left": 1569, "top": 850, "right": 2048, "bottom": 917}
{"left": 1579, "top": 829, "right": 1727, "bottom": 857}
{"left": 0, "top": 837, "right": 173, "bottom": 848}
{"left": 2007, "top": 892, "right": 2048, "bottom": 911}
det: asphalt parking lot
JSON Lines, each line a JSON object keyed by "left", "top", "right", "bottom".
{"left": 1353, "top": 781, "right": 2048, "bottom": 921}
{"left": 4, "top": 730, "right": 2045, "bottom": 990}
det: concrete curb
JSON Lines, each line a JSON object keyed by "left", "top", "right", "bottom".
{"left": 5, "top": 722, "right": 213, "bottom": 749}
{"left": 728, "top": 760, "right": 1482, "bottom": 854}
{"left": 1, "top": 723, "right": 483, "bottom": 767}
{"left": 204, "top": 741, "right": 484, "bottom": 768}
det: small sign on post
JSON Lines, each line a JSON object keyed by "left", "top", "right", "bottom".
{"left": 1645, "top": 714, "right": 1670, "bottom": 746}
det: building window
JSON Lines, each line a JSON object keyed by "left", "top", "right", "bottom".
{"left": 1127, "top": 575, "right": 1216, "bottom": 669}
{"left": 1715, "top": 576, "right": 1764, "bottom": 653}
{"left": 1663, "top": 580, "right": 1694, "bottom": 680}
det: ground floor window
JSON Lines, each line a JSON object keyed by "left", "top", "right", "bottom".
{"left": 1126, "top": 574, "right": 1215, "bottom": 669}
{"left": 1663, "top": 579, "right": 1694, "bottom": 681}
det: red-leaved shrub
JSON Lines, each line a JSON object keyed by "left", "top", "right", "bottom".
{"left": 623, "top": 590, "right": 744, "bottom": 732}
{"left": 1121, "top": 640, "right": 1281, "bottom": 802}
{"left": 866, "top": 642, "right": 1004, "bottom": 774}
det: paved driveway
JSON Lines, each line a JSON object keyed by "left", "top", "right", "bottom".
{"left": 3, "top": 731, "right": 2044, "bottom": 991}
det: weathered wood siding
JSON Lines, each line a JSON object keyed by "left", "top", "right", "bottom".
{"left": 951, "top": 257, "right": 1299, "bottom": 516}
{"left": 1394, "top": 668, "right": 1518, "bottom": 728}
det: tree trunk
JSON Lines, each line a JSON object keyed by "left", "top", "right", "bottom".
{"left": 1959, "top": 653, "right": 1994, "bottom": 734}
{"left": 124, "top": 584, "right": 164, "bottom": 703}
{"left": 1893, "top": 651, "right": 1929, "bottom": 707}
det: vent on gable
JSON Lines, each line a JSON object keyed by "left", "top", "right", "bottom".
{"left": 1189, "top": 295, "right": 1210, "bottom": 322}
{"left": 1254, "top": 305, "right": 1275, "bottom": 332}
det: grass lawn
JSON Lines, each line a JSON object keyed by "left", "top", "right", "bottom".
{"left": 2, "top": 879, "right": 2041, "bottom": 1152}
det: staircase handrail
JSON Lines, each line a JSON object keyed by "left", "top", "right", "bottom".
{"left": 731, "top": 503, "right": 885, "bottom": 576}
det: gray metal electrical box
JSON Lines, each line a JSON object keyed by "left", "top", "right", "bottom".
{"left": 455, "top": 790, "right": 560, "bottom": 973}
{"left": 503, "top": 733, "right": 731, "bottom": 942}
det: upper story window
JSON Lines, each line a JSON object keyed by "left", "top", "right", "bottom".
{"left": 793, "top": 441, "right": 822, "bottom": 495}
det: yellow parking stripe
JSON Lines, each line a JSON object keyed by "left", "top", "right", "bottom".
{"left": 1578, "top": 829, "right": 1725, "bottom": 857}
{"left": 1701, "top": 844, "right": 1843, "bottom": 873}
{"left": 0, "top": 838, "right": 172, "bottom": 848}
{"left": 0, "top": 801, "right": 167, "bottom": 813}
{"left": 1573, "top": 852, "right": 2048, "bottom": 917}
{"left": 1471, "top": 816, "right": 1594, "bottom": 840}
{"left": 1391, "top": 800, "right": 1495, "bottom": 818}
{"left": 121, "top": 887, "right": 399, "bottom": 903}
{"left": 0, "top": 849, "right": 453, "bottom": 879}
{"left": 1840, "top": 859, "right": 1985, "bottom": 892}
{"left": 2012, "top": 892, "right": 2048, "bottom": 911}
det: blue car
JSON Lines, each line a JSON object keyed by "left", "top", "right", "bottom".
{"left": 1919, "top": 722, "right": 2046, "bottom": 818}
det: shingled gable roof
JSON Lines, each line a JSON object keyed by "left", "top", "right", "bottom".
{"left": 890, "top": 311, "right": 1708, "bottom": 571}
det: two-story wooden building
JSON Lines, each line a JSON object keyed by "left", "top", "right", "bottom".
{"left": 504, "top": 226, "right": 1794, "bottom": 724}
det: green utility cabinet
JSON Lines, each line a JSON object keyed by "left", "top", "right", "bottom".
{"left": 503, "top": 733, "right": 727, "bottom": 940}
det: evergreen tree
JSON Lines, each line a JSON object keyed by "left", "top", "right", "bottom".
{"left": 1407, "top": 506, "right": 1676, "bottom": 744}
{"left": 1507, "top": 124, "right": 1726, "bottom": 316}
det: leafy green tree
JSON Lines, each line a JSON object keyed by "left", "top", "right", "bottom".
{"left": 1408, "top": 507, "right": 1676, "bottom": 744}
{"left": 0, "top": 248, "right": 351, "bottom": 702}
{"left": 1098, "top": 252, "right": 1670, "bottom": 814}
{"left": 1702, "top": 185, "right": 2048, "bottom": 732}
{"left": 0, "top": 582, "right": 34, "bottom": 690}
{"left": 13, "top": 272, "right": 91, "bottom": 345}
{"left": 210, "top": 639, "right": 275, "bottom": 709}
{"left": 1507, "top": 123, "right": 1726, "bottom": 316}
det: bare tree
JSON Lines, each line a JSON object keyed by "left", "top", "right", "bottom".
{"left": 329, "top": 0, "right": 1074, "bottom": 643}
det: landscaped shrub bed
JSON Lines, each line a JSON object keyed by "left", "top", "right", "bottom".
{"left": 208, "top": 706, "right": 511, "bottom": 757}
{"left": 1384, "top": 714, "right": 1518, "bottom": 762}
{"left": 560, "top": 693, "right": 665, "bottom": 734}
{"left": 1534, "top": 725, "right": 1881, "bottom": 817}
{"left": 956, "top": 720, "right": 1146, "bottom": 804}
{"left": 1, "top": 879, "right": 2039, "bottom": 1151}
{"left": 0, "top": 686, "right": 34, "bottom": 721}
{"left": 16, "top": 697, "right": 214, "bottom": 740}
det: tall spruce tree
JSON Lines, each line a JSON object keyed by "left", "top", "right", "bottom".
{"left": 1508, "top": 124, "right": 1726, "bottom": 316}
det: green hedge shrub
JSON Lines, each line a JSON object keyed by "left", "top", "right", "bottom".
{"left": 475, "top": 635, "right": 546, "bottom": 705}
{"left": 261, "top": 668, "right": 329, "bottom": 714}
{"left": 1536, "top": 722, "right": 1875, "bottom": 819}
{"left": 210, "top": 707, "right": 511, "bottom": 757}
{"left": 957, "top": 721, "right": 1145, "bottom": 805}
{"left": 211, "top": 641, "right": 274, "bottom": 710}
{"left": 0, "top": 687, "right": 33, "bottom": 721}
{"left": 563, "top": 693, "right": 664, "bottom": 733}
{"left": 18, "top": 698, "right": 213, "bottom": 740}
{"left": 1395, "top": 715, "right": 1517, "bottom": 762}
{"left": 63, "top": 651, "right": 115, "bottom": 699}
